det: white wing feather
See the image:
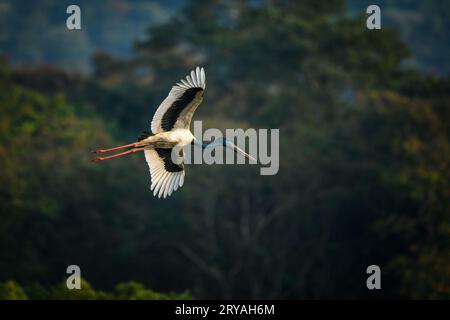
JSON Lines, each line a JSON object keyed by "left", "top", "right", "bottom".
{"left": 144, "top": 149, "right": 185, "bottom": 199}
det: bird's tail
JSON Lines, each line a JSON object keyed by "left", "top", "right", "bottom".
{"left": 137, "top": 130, "right": 154, "bottom": 142}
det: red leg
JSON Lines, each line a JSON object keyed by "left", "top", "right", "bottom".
{"left": 92, "top": 142, "right": 140, "bottom": 154}
{"left": 92, "top": 147, "right": 145, "bottom": 162}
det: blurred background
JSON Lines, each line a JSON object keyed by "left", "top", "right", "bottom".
{"left": 0, "top": 0, "right": 449, "bottom": 299}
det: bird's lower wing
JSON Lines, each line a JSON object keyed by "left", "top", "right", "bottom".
{"left": 144, "top": 148, "right": 185, "bottom": 198}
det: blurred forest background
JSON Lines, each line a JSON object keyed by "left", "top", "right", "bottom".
{"left": 0, "top": 0, "right": 449, "bottom": 299}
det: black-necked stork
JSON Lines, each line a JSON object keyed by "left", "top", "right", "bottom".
{"left": 92, "top": 67, "right": 254, "bottom": 198}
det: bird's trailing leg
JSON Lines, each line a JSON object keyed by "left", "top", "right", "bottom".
{"left": 92, "top": 147, "right": 145, "bottom": 162}
{"left": 92, "top": 142, "right": 141, "bottom": 154}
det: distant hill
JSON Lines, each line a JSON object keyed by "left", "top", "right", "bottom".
{"left": 1, "top": 0, "right": 449, "bottom": 75}
{"left": 347, "top": 0, "right": 450, "bottom": 75}
{"left": 0, "top": 0, "right": 184, "bottom": 71}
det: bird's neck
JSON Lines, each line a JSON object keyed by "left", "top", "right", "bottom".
{"left": 192, "top": 138, "right": 226, "bottom": 149}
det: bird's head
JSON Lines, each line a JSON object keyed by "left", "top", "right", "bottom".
{"left": 221, "top": 138, "right": 256, "bottom": 162}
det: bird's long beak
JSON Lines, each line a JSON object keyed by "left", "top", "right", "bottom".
{"left": 225, "top": 141, "right": 257, "bottom": 162}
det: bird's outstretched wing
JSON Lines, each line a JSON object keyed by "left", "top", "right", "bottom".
{"left": 151, "top": 67, "right": 206, "bottom": 133}
{"left": 144, "top": 147, "right": 185, "bottom": 198}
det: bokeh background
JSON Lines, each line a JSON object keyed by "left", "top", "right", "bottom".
{"left": 0, "top": 0, "right": 449, "bottom": 299}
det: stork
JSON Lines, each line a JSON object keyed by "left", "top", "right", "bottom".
{"left": 92, "top": 67, "right": 254, "bottom": 198}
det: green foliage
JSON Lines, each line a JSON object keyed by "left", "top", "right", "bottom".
{"left": 47, "top": 279, "right": 104, "bottom": 300}
{"left": 0, "top": 281, "right": 28, "bottom": 300}
{"left": 113, "top": 282, "right": 191, "bottom": 300}
{"left": 360, "top": 88, "right": 450, "bottom": 299}
{"left": 0, "top": 279, "right": 190, "bottom": 300}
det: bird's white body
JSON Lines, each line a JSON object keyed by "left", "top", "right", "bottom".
{"left": 168, "top": 128, "right": 195, "bottom": 146}
{"left": 139, "top": 128, "right": 195, "bottom": 147}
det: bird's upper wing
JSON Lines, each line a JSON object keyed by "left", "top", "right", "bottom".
{"left": 151, "top": 67, "right": 206, "bottom": 134}
{"left": 144, "top": 147, "right": 185, "bottom": 198}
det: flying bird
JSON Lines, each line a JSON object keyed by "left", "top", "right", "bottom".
{"left": 92, "top": 67, "right": 254, "bottom": 198}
